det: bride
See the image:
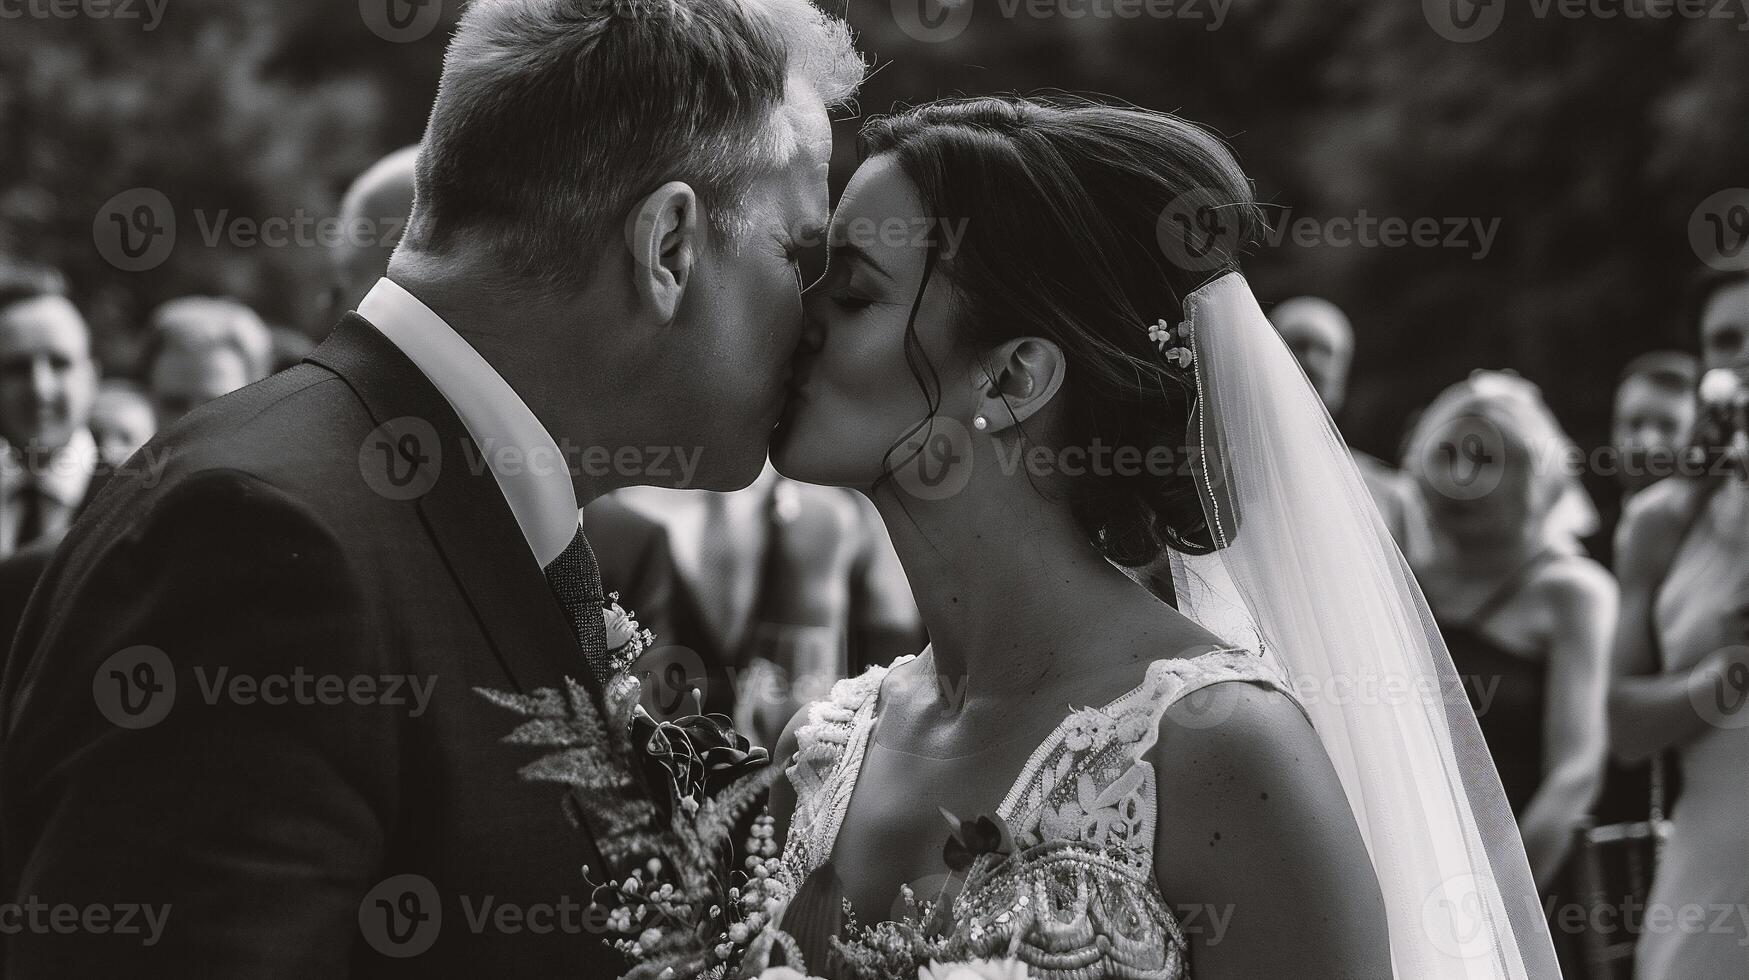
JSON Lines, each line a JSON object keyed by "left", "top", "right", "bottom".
{"left": 761, "top": 96, "right": 1560, "bottom": 979}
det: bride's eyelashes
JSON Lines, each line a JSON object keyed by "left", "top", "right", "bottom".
{"left": 830, "top": 292, "right": 875, "bottom": 312}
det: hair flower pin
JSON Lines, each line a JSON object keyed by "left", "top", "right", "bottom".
{"left": 1147, "top": 317, "right": 1194, "bottom": 369}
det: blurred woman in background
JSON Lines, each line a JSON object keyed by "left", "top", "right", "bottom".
{"left": 1610, "top": 268, "right": 1749, "bottom": 980}
{"left": 1404, "top": 370, "right": 1616, "bottom": 967}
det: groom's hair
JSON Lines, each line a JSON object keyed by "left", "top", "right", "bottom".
{"left": 402, "top": 0, "right": 861, "bottom": 284}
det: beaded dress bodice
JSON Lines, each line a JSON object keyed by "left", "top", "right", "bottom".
{"left": 777, "top": 647, "right": 1301, "bottom": 980}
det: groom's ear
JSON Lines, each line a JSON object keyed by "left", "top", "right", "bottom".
{"left": 627, "top": 181, "right": 701, "bottom": 323}
{"left": 973, "top": 337, "right": 1067, "bottom": 435}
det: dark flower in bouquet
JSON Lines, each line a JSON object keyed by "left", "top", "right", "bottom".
{"left": 632, "top": 710, "right": 771, "bottom": 820}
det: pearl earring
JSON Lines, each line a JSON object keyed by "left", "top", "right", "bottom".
{"left": 973, "top": 415, "right": 989, "bottom": 431}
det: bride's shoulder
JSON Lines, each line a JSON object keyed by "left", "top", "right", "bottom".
{"left": 1144, "top": 652, "right": 1370, "bottom": 901}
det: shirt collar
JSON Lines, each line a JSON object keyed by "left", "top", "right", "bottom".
{"left": 359, "top": 277, "right": 579, "bottom": 567}
{"left": 2, "top": 427, "right": 97, "bottom": 506}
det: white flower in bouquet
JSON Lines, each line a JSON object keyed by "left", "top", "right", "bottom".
{"left": 757, "top": 968, "right": 825, "bottom": 980}
{"left": 603, "top": 600, "right": 637, "bottom": 650}
{"left": 917, "top": 958, "right": 1035, "bottom": 980}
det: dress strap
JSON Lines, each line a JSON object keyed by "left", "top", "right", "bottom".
{"left": 781, "top": 654, "right": 917, "bottom": 881}
{"left": 1456, "top": 549, "right": 1560, "bottom": 631}
{"left": 996, "top": 647, "right": 1300, "bottom": 864}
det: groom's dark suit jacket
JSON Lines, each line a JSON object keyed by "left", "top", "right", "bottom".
{"left": 0, "top": 315, "right": 627, "bottom": 977}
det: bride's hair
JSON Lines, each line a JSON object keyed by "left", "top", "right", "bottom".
{"left": 861, "top": 95, "right": 1263, "bottom": 564}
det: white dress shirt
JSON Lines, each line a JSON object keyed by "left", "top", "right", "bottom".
{"left": 358, "top": 277, "right": 578, "bottom": 567}
{"left": 0, "top": 427, "right": 98, "bottom": 557}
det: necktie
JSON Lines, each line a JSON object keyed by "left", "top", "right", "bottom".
{"left": 13, "top": 484, "right": 44, "bottom": 554}
{"left": 695, "top": 492, "right": 756, "bottom": 655}
{"left": 545, "top": 523, "right": 611, "bottom": 686}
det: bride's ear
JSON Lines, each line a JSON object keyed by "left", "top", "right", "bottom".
{"left": 627, "top": 181, "right": 700, "bottom": 323}
{"left": 972, "top": 337, "right": 1066, "bottom": 434}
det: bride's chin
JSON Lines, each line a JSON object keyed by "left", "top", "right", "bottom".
{"left": 769, "top": 409, "right": 843, "bottom": 485}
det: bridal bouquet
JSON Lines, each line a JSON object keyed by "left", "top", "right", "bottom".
{"left": 478, "top": 596, "right": 786, "bottom": 980}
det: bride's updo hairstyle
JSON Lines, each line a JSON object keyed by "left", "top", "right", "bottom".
{"left": 861, "top": 96, "right": 1262, "bottom": 564}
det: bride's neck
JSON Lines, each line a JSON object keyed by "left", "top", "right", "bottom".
{"left": 870, "top": 484, "right": 1140, "bottom": 706}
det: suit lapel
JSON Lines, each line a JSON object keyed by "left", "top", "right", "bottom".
{"left": 307, "top": 314, "right": 593, "bottom": 698}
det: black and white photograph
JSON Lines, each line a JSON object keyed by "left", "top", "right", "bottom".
{"left": 0, "top": 0, "right": 1745, "bottom": 977}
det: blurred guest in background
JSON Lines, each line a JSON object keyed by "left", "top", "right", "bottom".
{"left": 1611, "top": 351, "right": 1700, "bottom": 500}
{"left": 88, "top": 379, "right": 157, "bottom": 467}
{"left": 1404, "top": 371, "right": 1615, "bottom": 969}
{"left": 1610, "top": 268, "right": 1749, "bottom": 980}
{"left": 615, "top": 463, "right": 922, "bottom": 746}
{"left": 328, "top": 144, "right": 419, "bottom": 319}
{"left": 0, "top": 268, "right": 99, "bottom": 559}
{"left": 1271, "top": 295, "right": 1410, "bottom": 542}
{"left": 1581, "top": 350, "right": 1701, "bottom": 901}
{"left": 1587, "top": 350, "right": 1703, "bottom": 568}
{"left": 140, "top": 296, "right": 274, "bottom": 427}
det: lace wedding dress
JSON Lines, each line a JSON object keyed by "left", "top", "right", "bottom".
{"left": 776, "top": 646, "right": 1303, "bottom": 979}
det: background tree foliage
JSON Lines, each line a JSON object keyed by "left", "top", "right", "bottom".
{"left": 1, "top": 0, "right": 1743, "bottom": 459}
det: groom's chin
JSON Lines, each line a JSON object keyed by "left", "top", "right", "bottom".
{"left": 680, "top": 434, "right": 773, "bottom": 492}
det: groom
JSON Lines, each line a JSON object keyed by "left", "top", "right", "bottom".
{"left": 0, "top": 0, "right": 860, "bottom": 975}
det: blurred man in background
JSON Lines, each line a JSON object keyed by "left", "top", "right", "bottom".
{"left": 1272, "top": 294, "right": 1411, "bottom": 543}
{"left": 1583, "top": 351, "right": 1700, "bottom": 567}
{"left": 0, "top": 268, "right": 99, "bottom": 559}
{"left": 141, "top": 296, "right": 275, "bottom": 427}
{"left": 88, "top": 379, "right": 157, "bottom": 467}
{"left": 1610, "top": 350, "right": 1699, "bottom": 499}
{"left": 328, "top": 144, "right": 419, "bottom": 320}
{"left": 614, "top": 464, "right": 923, "bottom": 746}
